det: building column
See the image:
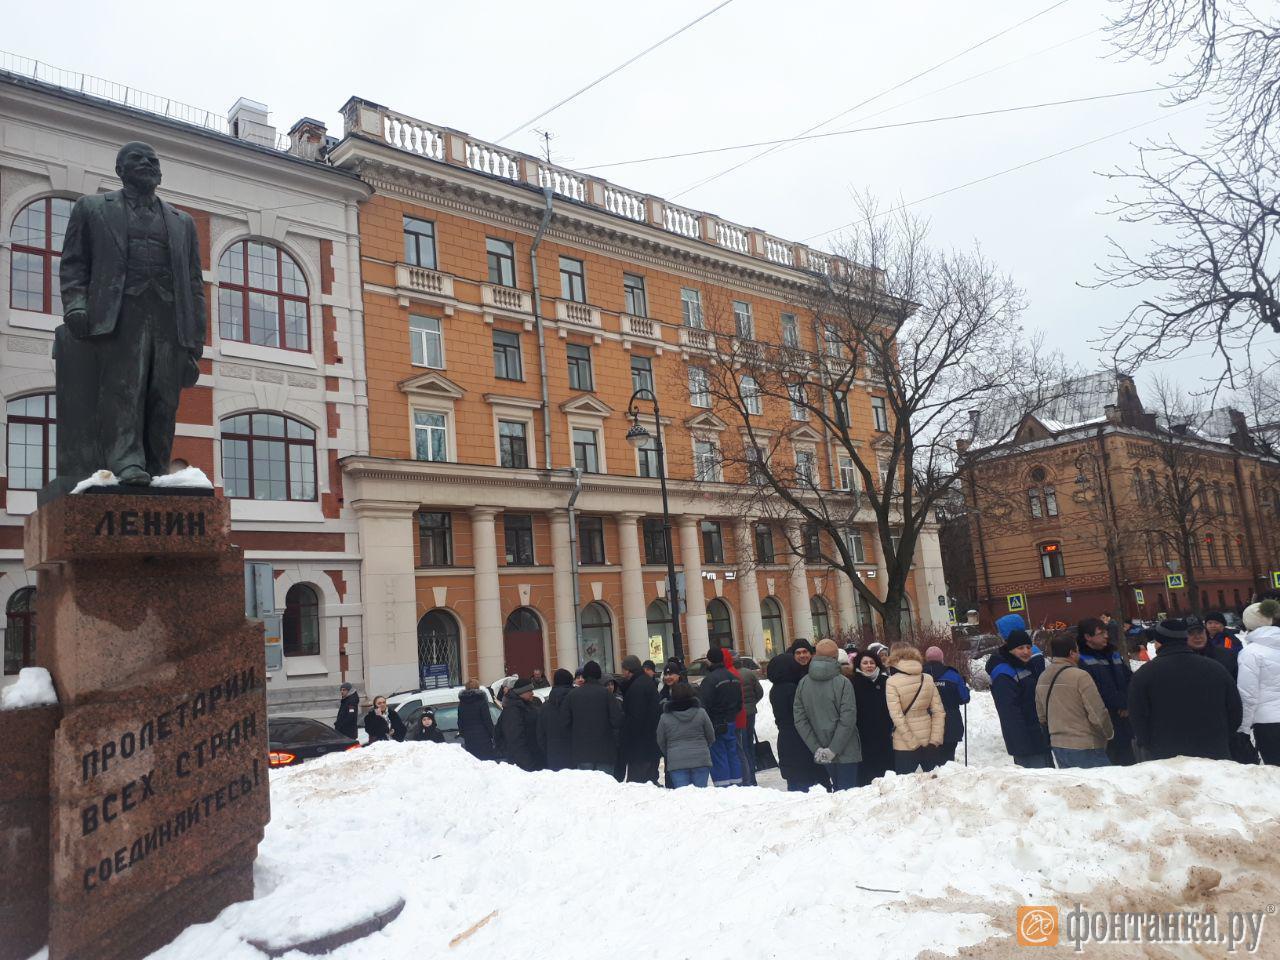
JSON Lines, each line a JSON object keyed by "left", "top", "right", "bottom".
{"left": 617, "top": 512, "right": 649, "bottom": 659}
{"left": 837, "top": 569, "right": 859, "bottom": 633}
{"left": 677, "top": 516, "right": 709, "bottom": 655}
{"left": 471, "top": 507, "right": 505, "bottom": 683}
{"left": 353, "top": 501, "right": 419, "bottom": 695}
{"left": 733, "top": 521, "right": 765, "bottom": 659}
{"left": 786, "top": 521, "right": 813, "bottom": 642}
{"left": 913, "top": 526, "right": 949, "bottom": 628}
{"left": 549, "top": 509, "right": 579, "bottom": 670}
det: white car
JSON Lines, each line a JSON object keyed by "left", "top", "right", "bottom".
{"left": 385, "top": 685, "right": 499, "bottom": 743}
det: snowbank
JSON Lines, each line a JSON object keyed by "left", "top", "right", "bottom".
{"left": 0, "top": 667, "right": 57, "bottom": 710}
{"left": 139, "top": 741, "right": 1280, "bottom": 960}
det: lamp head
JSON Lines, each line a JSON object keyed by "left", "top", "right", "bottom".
{"left": 626, "top": 420, "right": 650, "bottom": 449}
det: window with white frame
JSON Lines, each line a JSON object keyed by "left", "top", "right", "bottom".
{"left": 688, "top": 367, "right": 710, "bottom": 408}
{"left": 636, "top": 436, "right": 659, "bottom": 478}
{"left": 693, "top": 439, "right": 720, "bottom": 481}
{"left": 741, "top": 376, "right": 762, "bottom": 415}
{"left": 871, "top": 396, "right": 889, "bottom": 432}
{"left": 403, "top": 217, "right": 436, "bottom": 269}
{"left": 498, "top": 420, "right": 529, "bottom": 468}
{"left": 795, "top": 447, "right": 816, "bottom": 485}
{"left": 823, "top": 324, "right": 842, "bottom": 357}
{"left": 560, "top": 256, "right": 586, "bottom": 303}
{"left": 788, "top": 383, "right": 807, "bottom": 420}
{"left": 572, "top": 428, "right": 600, "bottom": 473}
{"left": 733, "top": 300, "right": 754, "bottom": 340}
{"left": 567, "top": 343, "right": 594, "bottom": 392}
{"left": 631, "top": 355, "right": 654, "bottom": 394}
{"left": 486, "top": 237, "right": 516, "bottom": 287}
{"left": 846, "top": 529, "right": 867, "bottom": 563}
{"left": 781, "top": 312, "right": 799, "bottom": 347}
{"left": 410, "top": 315, "right": 444, "bottom": 368}
{"left": 877, "top": 456, "right": 890, "bottom": 491}
{"left": 623, "top": 273, "right": 648, "bottom": 317}
{"left": 681, "top": 287, "right": 703, "bottom": 328}
{"left": 413, "top": 410, "right": 448, "bottom": 462}
{"left": 838, "top": 454, "right": 857, "bottom": 491}
{"left": 745, "top": 443, "right": 765, "bottom": 485}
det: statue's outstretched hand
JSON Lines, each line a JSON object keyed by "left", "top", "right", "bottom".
{"left": 64, "top": 310, "right": 90, "bottom": 339}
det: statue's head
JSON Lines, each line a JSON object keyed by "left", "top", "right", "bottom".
{"left": 115, "top": 141, "right": 161, "bottom": 192}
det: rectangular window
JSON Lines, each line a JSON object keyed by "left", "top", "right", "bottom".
{"left": 409, "top": 315, "right": 443, "bottom": 368}
{"left": 834, "top": 392, "right": 851, "bottom": 430}
{"left": 823, "top": 324, "right": 842, "bottom": 357}
{"left": 688, "top": 366, "right": 710, "bottom": 408}
{"left": 493, "top": 330, "right": 523, "bottom": 381}
{"left": 754, "top": 524, "right": 775, "bottom": 564}
{"left": 572, "top": 428, "right": 600, "bottom": 473}
{"left": 781, "top": 312, "right": 799, "bottom": 347}
{"left": 796, "top": 448, "right": 816, "bottom": 485}
{"left": 504, "top": 514, "right": 535, "bottom": 565}
{"left": 637, "top": 438, "right": 659, "bottom": 478}
{"left": 567, "top": 343, "right": 594, "bottom": 391}
{"left": 1028, "top": 488, "right": 1043, "bottom": 519}
{"left": 846, "top": 529, "right": 866, "bottom": 563}
{"left": 1206, "top": 534, "right": 1218, "bottom": 568}
{"left": 733, "top": 300, "right": 754, "bottom": 340}
{"left": 789, "top": 383, "right": 807, "bottom": 420}
{"left": 403, "top": 216, "right": 436, "bottom": 269}
{"left": 1040, "top": 542, "right": 1066, "bottom": 579}
{"left": 559, "top": 256, "right": 586, "bottom": 303}
{"left": 838, "top": 455, "right": 856, "bottom": 491}
{"left": 1224, "top": 535, "right": 1234, "bottom": 567}
{"left": 498, "top": 420, "right": 528, "bottom": 468}
{"left": 745, "top": 444, "right": 765, "bottom": 485}
{"left": 412, "top": 410, "right": 448, "bottom": 462}
{"left": 416, "top": 511, "right": 453, "bottom": 567}
{"left": 486, "top": 237, "right": 516, "bottom": 287}
{"left": 579, "top": 517, "right": 605, "bottom": 565}
{"left": 741, "top": 375, "right": 762, "bottom": 415}
{"left": 642, "top": 517, "right": 668, "bottom": 564}
{"left": 630, "top": 355, "right": 653, "bottom": 395}
{"left": 693, "top": 439, "right": 720, "bottom": 481}
{"left": 623, "top": 273, "right": 648, "bottom": 317}
{"left": 681, "top": 287, "right": 703, "bottom": 328}
{"left": 701, "top": 520, "right": 725, "bottom": 564}
{"left": 871, "top": 396, "right": 889, "bottom": 432}
{"left": 804, "top": 525, "right": 822, "bottom": 563}
{"left": 1044, "top": 486, "right": 1059, "bottom": 517}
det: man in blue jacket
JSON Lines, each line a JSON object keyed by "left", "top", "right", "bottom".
{"left": 986, "top": 628, "right": 1052, "bottom": 768}
{"left": 923, "top": 645, "right": 970, "bottom": 764}
{"left": 1076, "top": 617, "right": 1136, "bottom": 765}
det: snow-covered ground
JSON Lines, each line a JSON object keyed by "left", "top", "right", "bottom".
{"left": 90, "top": 683, "right": 1280, "bottom": 960}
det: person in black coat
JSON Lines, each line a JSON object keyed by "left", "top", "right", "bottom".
{"left": 457, "top": 679, "right": 496, "bottom": 760}
{"left": 620, "top": 654, "right": 662, "bottom": 783}
{"left": 495, "top": 678, "right": 542, "bottom": 771}
{"left": 1187, "top": 617, "right": 1239, "bottom": 680}
{"left": 852, "top": 649, "right": 893, "bottom": 785}
{"left": 335, "top": 682, "right": 360, "bottom": 740}
{"left": 767, "top": 640, "right": 828, "bottom": 791}
{"left": 363, "top": 695, "right": 406, "bottom": 743}
{"left": 565, "top": 660, "right": 623, "bottom": 772}
{"left": 410, "top": 709, "right": 446, "bottom": 743}
{"left": 1129, "top": 619, "right": 1243, "bottom": 762}
{"left": 1076, "top": 618, "right": 1136, "bottom": 766}
{"left": 537, "top": 669, "right": 575, "bottom": 771}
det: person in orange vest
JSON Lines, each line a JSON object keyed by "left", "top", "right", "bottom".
{"left": 1204, "top": 612, "right": 1240, "bottom": 650}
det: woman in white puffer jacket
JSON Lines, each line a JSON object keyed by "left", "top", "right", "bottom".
{"left": 1238, "top": 598, "right": 1280, "bottom": 766}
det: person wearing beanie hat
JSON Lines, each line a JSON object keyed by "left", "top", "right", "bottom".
{"left": 767, "top": 641, "right": 829, "bottom": 791}
{"left": 696, "top": 646, "right": 744, "bottom": 786}
{"left": 794, "top": 638, "right": 861, "bottom": 789}
{"left": 658, "top": 659, "right": 684, "bottom": 705}
{"left": 334, "top": 681, "right": 360, "bottom": 740}
{"left": 1237, "top": 598, "right": 1280, "bottom": 765}
{"left": 495, "top": 678, "right": 542, "bottom": 771}
{"left": 619, "top": 654, "right": 662, "bottom": 783}
{"left": 985, "top": 629, "right": 1052, "bottom": 767}
{"left": 642, "top": 659, "right": 658, "bottom": 684}
{"left": 410, "top": 707, "right": 446, "bottom": 743}
{"left": 537, "top": 668, "right": 577, "bottom": 771}
{"left": 1127, "top": 618, "right": 1242, "bottom": 762}
{"left": 921, "top": 645, "right": 970, "bottom": 765}
{"left": 564, "top": 659, "right": 623, "bottom": 773}
{"left": 1204, "top": 611, "right": 1240, "bottom": 650}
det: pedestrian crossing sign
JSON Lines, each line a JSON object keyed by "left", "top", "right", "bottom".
{"left": 1272, "top": 571, "right": 1280, "bottom": 590}
{"left": 1166, "top": 573, "right": 1185, "bottom": 589}
{"left": 1007, "top": 592, "right": 1026, "bottom": 612}
{"left": 1133, "top": 588, "right": 1145, "bottom": 605}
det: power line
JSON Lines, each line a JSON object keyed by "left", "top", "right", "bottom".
{"left": 494, "top": 0, "right": 737, "bottom": 145}
{"left": 580, "top": 88, "right": 1160, "bottom": 170}
{"left": 802, "top": 102, "right": 1207, "bottom": 243}
{"left": 669, "top": 0, "right": 1075, "bottom": 200}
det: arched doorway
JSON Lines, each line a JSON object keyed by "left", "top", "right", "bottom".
{"left": 810, "top": 595, "right": 832, "bottom": 640}
{"left": 417, "top": 608, "right": 462, "bottom": 688}
{"left": 282, "top": 583, "right": 320, "bottom": 657}
{"left": 4, "top": 587, "right": 36, "bottom": 676}
{"left": 580, "top": 602, "right": 615, "bottom": 673}
{"left": 646, "top": 600, "right": 672, "bottom": 664}
{"left": 707, "top": 598, "right": 734, "bottom": 650}
{"left": 761, "top": 597, "right": 786, "bottom": 657}
{"left": 503, "top": 607, "right": 545, "bottom": 677}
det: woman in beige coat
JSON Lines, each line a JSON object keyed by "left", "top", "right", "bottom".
{"left": 885, "top": 644, "right": 946, "bottom": 774}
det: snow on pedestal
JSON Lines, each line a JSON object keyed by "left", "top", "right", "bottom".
{"left": 0, "top": 667, "right": 57, "bottom": 710}
{"left": 70, "top": 466, "right": 213, "bottom": 495}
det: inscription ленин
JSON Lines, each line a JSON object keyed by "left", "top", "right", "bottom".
{"left": 93, "top": 510, "right": 206, "bottom": 537}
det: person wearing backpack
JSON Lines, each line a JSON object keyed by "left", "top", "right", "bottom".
{"left": 1036, "top": 633, "right": 1113, "bottom": 768}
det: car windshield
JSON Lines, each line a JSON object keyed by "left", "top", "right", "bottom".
{"left": 268, "top": 718, "right": 344, "bottom": 744}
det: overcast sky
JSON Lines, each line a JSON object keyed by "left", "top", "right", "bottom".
{"left": 7, "top": 0, "right": 1263, "bottom": 397}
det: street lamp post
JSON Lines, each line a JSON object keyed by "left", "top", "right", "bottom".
{"left": 626, "top": 387, "right": 684, "bottom": 665}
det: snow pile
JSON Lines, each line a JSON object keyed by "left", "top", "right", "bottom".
{"left": 142, "top": 742, "right": 1280, "bottom": 960}
{"left": 70, "top": 469, "right": 120, "bottom": 494}
{"left": 70, "top": 466, "right": 212, "bottom": 494}
{"left": 0, "top": 667, "right": 57, "bottom": 710}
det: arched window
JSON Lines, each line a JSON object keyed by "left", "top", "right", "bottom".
{"left": 504, "top": 606, "right": 546, "bottom": 677}
{"left": 1026, "top": 467, "right": 1058, "bottom": 519}
{"left": 761, "top": 596, "right": 786, "bottom": 657}
{"left": 579, "top": 602, "right": 614, "bottom": 673}
{"left": 11, "top": 197, "right": 74, "bottom": 314}
{"left": 417, "top": 608, "right": 461, "bottom": 686}
{"left": 6, "top": 393, "right": 57, "bottom": 491}
{"left": 810, "top": 595, "right": 831, "bottom": 639}
{"left": 217, "top": 240, "right": 310, "bottom": 350}
{"left": 707, "top": 598, "right": 733, "bottom": 649}
{"left": 282, "top": 583, "right": 320, "bottom": 657}
{"left": 646, "top": 599, "right": 672, "bottom": 664}
{"left": 1213, "top": 483, "right": 1225, "bottom": 515}
{"left": 4, "top": 587, "right": 36, "bottom": 675}
{"left": 1227, "top": 483, "right": 1239, "bottom": 515}
{"left": 220, "top": 413, "right": 316, "bottom": 501}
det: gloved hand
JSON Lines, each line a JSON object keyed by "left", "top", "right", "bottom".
{"left": 814, "top": 747, "right": 835, "bottom": 764}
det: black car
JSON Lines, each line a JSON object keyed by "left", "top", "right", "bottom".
{"left": 268, "top": 716, "right": 360, "bottom": 767}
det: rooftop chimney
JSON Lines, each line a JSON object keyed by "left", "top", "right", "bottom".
{"left": 228, "top": 97, "right": 276, "bottom": 148}
{"left": 286, "top": 117, "right": 328, "bottom": 161}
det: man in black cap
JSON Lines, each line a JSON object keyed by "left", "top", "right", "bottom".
{"left": 619, "top": 654, "right": 662, "bottom": 783}
{"left": 697, "top": 646, "right": 744, "bottom": 786}
{"left": 1128, "top": 619, "right": 1242, "bottom": 762}
{"left": 335, "top": 682, "right": 360, "bottom": 740}
{"left": 565, "top": 660, "right": 623, "bottom": 772}
{"left": 985, "top": 629, "right": 1052, "bottom": 767}
{"left": 1186, "top": 616, "right": 1239, "bottom": 680}
{"left": 1203, "top": 612, "right": 1240, "bottom": 651}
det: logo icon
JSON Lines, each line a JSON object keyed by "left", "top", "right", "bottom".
{"left": 1017, "top": 906, "right": 1059, "bottom": 947}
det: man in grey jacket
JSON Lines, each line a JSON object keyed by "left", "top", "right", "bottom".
{"left": 794, "top": 639, "right": 861, "bottom": 790}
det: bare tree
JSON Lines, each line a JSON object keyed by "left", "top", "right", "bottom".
{"left": 694, "top": 196, "right": 1072, "bottom": 641}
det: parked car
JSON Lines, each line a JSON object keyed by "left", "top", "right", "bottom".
{"left": 386, "top": 685, "right": 501, "bottom": 744}
{"left": 267, "top": 716, "right": 359, "bottom": 768}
